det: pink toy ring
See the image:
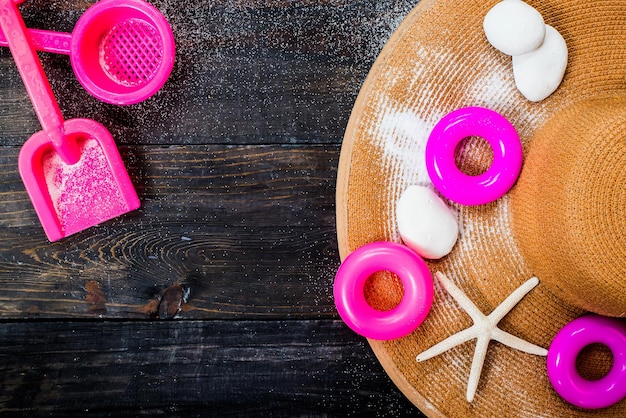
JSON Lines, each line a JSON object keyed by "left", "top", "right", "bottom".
{"left": 547, "top": 315, "right": 626, "bottom": 409}
{"left": 333, "top": 241, "right": 434, "bottom": 340}
{"left": 425, "top": 107, "right": 523, "bottom": 206}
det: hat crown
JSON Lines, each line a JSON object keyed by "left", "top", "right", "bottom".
{"left": 511, "top": 97, "right": 626, "bottom": 316}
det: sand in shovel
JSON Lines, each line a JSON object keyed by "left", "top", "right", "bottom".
{"left": 43, "top": 138, "right": 128, "bottom": 236}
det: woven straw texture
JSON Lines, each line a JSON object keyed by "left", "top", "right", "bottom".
{"left": 335, "top": 0, "right": 626, "bottom": 416}
{"left": 512, "top": 97, "right": 626, "bottom": 317}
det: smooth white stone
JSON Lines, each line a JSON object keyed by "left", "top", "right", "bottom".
{"left": 396, "top": 185, "right": 458, "bottom": 260}
{"left": 484, "top": 0, "right": 546, "bottom": 56}
{"left": 512, "top": 25, "right": 568, "bottom": 102}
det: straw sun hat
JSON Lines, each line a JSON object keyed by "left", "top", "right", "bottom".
{"left": 335, "top": 0, "right": 625, "bottom": 416}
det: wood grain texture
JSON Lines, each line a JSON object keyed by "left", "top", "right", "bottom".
{"left": 0, "top": 0, "right": 414, "bottom": 146}
{"left": 0, "top": 145, "right": 340, "bottom": 319}
{"left": 0, "top": 320, "right": 418, "bottom": 417}
{"left": 0, "top": 0, "right": 423, "bottom": 415}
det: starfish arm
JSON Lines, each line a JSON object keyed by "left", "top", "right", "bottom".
{"left": 491, "top": 327, "right": 548, "bottom": 356}
{"left": 435, "top": 272, "right": 485, "bottom": 323}
{"left": 416, "top": 326, "right": 479, "bottom": 362}
{"left": 466, "top": 334, "right": 491, "bottom": 402}
{"left": 488, "top": 277, "right": 539, "bottom": 324}
{"left": 425, "top": 274, "right": 545, "bottom": 403}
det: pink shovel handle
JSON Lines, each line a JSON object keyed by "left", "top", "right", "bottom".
{"left": 0, "top": 28, "right": 71, "bottom": 55}
{"left": 0, "top": 0, "right": 79, "bottom": 164}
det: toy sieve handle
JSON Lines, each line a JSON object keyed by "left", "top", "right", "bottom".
{"left": 0, "top": 0, "right": 79, "bottom": 164}
{"left": 0, "top": 28, "right": 71, "bottom": 55}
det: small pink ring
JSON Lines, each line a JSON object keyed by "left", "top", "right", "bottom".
{"left": 547, "top": 315, "right": 626, "bottom": 409}
{"left": 425, "top": 107, "right": 523, "bottom": 206}
{"left": 333, "top": 241, "right": 434, "bottom": 340}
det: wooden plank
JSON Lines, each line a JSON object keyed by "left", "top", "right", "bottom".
{"left": 0, "top": 0, "right": 415, "bottom": 146}
{"left": 0, "top": 144, "right": 341, "bottom": 319}
{"left": 0, "top": 319, "right": 422, "bottom": 417}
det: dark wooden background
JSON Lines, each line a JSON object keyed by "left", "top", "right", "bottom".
{"left": 0, "top": 0, "right": 427, "bottom": 416}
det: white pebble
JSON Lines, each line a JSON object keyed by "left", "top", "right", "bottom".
{"left": 396, "top": 185, "right": 458, "bottom": 260}
{"left": 484, "top": 0, "right": 546, "bottom": 56}
{"left": 512, "top": 25, "right": 568, "bottom": 102}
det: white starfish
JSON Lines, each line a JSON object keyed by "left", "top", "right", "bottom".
{"left": 416, "top": 272, "right": 548, "bottom": 402}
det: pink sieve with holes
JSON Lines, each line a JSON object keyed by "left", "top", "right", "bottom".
{"left": 100, "top": 18, "right": 163, "bottom": 87}
{"left": 71, "top": 0, "right": 175, "bottom": 105}
{"left": 0, "top": 0, "right": 174, "bottom": 104}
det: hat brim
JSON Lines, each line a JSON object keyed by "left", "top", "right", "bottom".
{"left": 336, "top": 0, "right": 626, "bottom": 416}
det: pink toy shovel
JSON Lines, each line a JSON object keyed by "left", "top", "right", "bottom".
{"left": 0, "top": 0, "right": 140, "bottom": 241}
{"left": 0, "top": 0, "right": 176, "bottom": 105}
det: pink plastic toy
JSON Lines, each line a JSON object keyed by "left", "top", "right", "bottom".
{"left": 425, "top": 107, "right": 523, "bottom": 206}
{"left": 547, "top": 315, "right": 626, "bottom": 409}
{"left": 0, "top": 0, "right": 175, "bottom": 105}
{"left": 0, "top": 0, "right": 140, "bottom": 241}
{"left": 333, "top": 242, "right": 434, "bottom": 340}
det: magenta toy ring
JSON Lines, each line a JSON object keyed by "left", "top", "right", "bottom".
{"left": 333, "top": 241, "right": 434, "bottom": 340}
{"left": 425, "top": 107, "right": 523, "bottom": 206}
{"left": 547, "top": 315, "right": 626, "bottom": 409}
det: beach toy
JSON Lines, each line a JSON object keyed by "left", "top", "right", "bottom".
{"left": 425, "top": 106, "right": 523, "bottom": 206}
{"left": 0, "top": 0, "right": 175, "bottom": 105}
{"left": 333, "top": 241, "right": 434, "bottom": 340}
{"left": 547, "top": 315, "right": 626, "bottom": 409}
{"left": 0, "top": 0, "right": 140, "bottom": 241}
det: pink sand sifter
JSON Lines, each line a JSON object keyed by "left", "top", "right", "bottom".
{"left": 0, "top": 0, "right": 140, "bottom": 241}
{"left": 0, "top": 0, "right": 176, "bottom": 105}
